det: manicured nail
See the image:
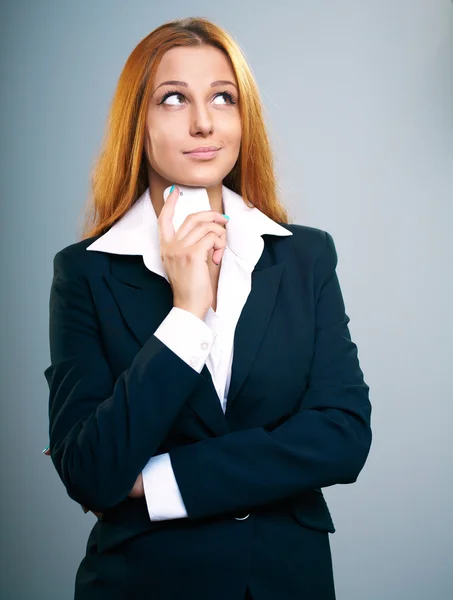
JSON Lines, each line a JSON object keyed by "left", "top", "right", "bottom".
{"left": 170, "top": 184, "right": 175, "bottom": 193}
{"left": 222, "top": 214, "right": 230, "bottom": 220}
{"left": 42, "top": 445, "right": 50, "bottom": 454}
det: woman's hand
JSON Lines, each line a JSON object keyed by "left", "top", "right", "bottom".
{"left": 43, "top": 448, "right": 144, "bottom": 518}
{"left": 127, "top": 473, "right": 144, "bottom": 498}
{"left": 82, "top": 474, "right": 143, "bottom": 518}
{"left": 159, "top": 185, "right": 229, "bottom": 321}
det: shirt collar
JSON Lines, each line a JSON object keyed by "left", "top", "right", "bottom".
{"left": 86, "top": 184, "right": 292, "bottom": 281}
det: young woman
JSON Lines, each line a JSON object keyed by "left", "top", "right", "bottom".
{"left": 44, "top": 16, "right": 372, "bottom": 600}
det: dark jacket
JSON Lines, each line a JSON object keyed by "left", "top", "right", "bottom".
{"left": 44, "top": 223, "right": 372, "bottom": 600}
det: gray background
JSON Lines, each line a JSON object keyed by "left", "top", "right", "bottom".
{"left": 1, "top": 1, "right": 452, "bottom": 598}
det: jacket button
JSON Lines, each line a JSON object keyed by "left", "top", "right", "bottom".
{"left": 234, "top": 513, "right": 250, "bottom": 520}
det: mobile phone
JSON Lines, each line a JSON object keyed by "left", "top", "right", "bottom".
{"left": 163, "top": 184, "right": 212, "bottom": 233}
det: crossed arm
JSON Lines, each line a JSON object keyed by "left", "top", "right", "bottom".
{"left": 44, "top": 232, "right": 372, "bottom": 519}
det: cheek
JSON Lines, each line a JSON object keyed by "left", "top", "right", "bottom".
{"left": 147, "top": 125, "right": 182, "bottom": 163}
{"left": 223, "top": 117, "right": 242, "bottom": 148}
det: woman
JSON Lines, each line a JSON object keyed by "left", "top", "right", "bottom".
{"left": 44, "top": 16, "right": 372, "bottom": 600}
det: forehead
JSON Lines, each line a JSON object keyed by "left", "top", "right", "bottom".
{"left": 154, "top": 45, "right": 237, "bottom": 84}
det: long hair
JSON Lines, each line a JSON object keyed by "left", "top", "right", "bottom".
{"left": 80, "top": 17, "right": 293, "bottom": 240}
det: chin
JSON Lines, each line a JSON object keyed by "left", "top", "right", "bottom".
{"left": 176, "top": 171, "right": 226, "bottom": 188}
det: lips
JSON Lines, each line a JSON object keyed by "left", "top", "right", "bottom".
{"left": 184, "top": 146, "right": 220, "bottom": 153}
{"left": 183, "top": 147, "right": 220, "bottom": 160}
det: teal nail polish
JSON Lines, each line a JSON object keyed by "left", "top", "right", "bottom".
{"left": 42, "top": 445, "right": 50, "bottom": 453}
{"left": 222, "top": 214, "right": 230, "bottom": 220}
{"left": 170, "top": 184, "right": 175, "bottom": 193}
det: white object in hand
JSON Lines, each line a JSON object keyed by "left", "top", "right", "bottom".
{"left": 163, "top": 185, "right": 212, "bottom": 234}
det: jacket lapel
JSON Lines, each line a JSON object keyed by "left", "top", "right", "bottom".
{"left": 103, "top": 239, "right": 284, "bottom": 436}
{"left": 225, "top": 258, "right": 285, "bottom": 414}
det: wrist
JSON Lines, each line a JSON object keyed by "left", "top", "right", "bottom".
{"left": 173, "top": 303, "right": 206, "bottom": 321}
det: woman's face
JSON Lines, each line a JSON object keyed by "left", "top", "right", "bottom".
{"left": 144, "top": 45, "right": 241, "bottom": 189}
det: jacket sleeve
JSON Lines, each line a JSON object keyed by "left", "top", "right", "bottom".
{"left": 169, "top": 231, "right": 373, "bottom": 520}
{"left": 44, "top": 249, "right": 204, "bottom": 512}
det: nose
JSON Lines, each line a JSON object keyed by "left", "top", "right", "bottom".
{"left": 189, "top": 100, "right": 214, "bottom": 136}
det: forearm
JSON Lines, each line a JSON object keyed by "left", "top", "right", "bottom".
{"left": 46, "top": 251, "right": 212, "bottom": 513}
{"left": 47, "top": 335, "right": 201, "bottom": 512}
{"left": 169, "top": 395, "right": 371, "bottom": 520}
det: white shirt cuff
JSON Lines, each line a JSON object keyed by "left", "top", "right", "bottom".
{"left": 142, "top": 453, "right": 188, "bottom": 521}
{"left": 154, "top": 306, "right": 215, "bottom": 373}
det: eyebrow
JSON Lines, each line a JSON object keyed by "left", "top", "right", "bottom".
{"left": 153, "top": 80, "right": 238, "bottom": 94}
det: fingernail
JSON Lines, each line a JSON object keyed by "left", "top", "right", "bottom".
{"left": 170, "top": 184, "right": 175, "bottom": 193}
{"left": 222, "top": 214, "right": 230, "bottom": 220}
{"left": 42, "top": 445, "right": 50, "bottom": 454}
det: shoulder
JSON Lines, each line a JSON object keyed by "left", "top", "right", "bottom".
{"left": 52, "top": 234, "right": 108, "bottom": 280}
{"left": 275, "top": 223, "right": 338, "bottom": 267}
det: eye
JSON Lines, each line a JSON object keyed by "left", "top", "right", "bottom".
{"left": 159, "top": 90, "right": 185, "bottom": 105}
{"left": 213, "top": 92, "right": 237, "bottom": 105}
{"left": 158, "top": 90, "right": 237, "bottom": 106}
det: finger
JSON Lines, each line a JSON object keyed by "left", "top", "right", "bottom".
{"left": 176, "top": 210, "right": 229, "bottom": 240}
{"left": 195, "top": 231, "right": 227, "bottom": 260}
{"left": 212, "top": 247, "right": 225, "bottom": 265}
{"left": 178, "top": 221, "right": 226, "bottom": 248}
{"left": 158, "top": 185, "right": 179, "bottom": 245}
{"left": 212, "top": 229, "right": 227, "bottom": 251}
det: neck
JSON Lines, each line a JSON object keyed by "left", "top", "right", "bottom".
{"left": 148, "top": 169, "right": 224, "bottom": 218}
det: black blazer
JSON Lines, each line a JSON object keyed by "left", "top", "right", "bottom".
{"left": 44, "top": 223, "right": 372, "bottom": 600}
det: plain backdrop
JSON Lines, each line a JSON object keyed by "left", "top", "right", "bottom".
{"left": 1, "top": 1, "right": 452, "bottom": 598}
